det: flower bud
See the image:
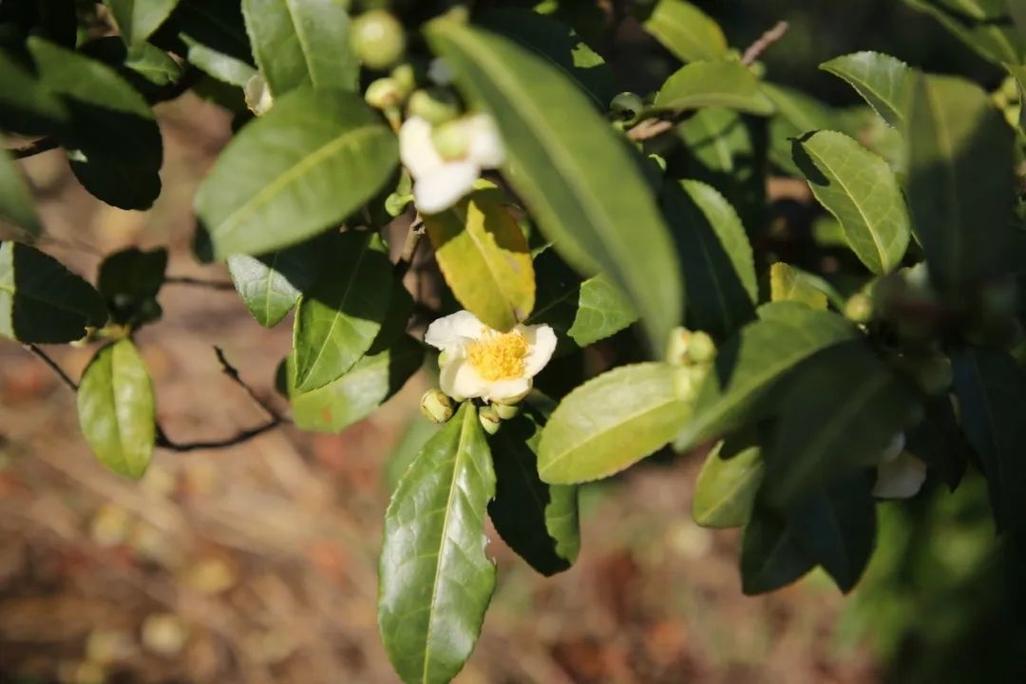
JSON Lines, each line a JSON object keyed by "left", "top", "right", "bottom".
{"left": 431, "top": 118, "right": 471, "bottom": 161}
{"left": 478, "top": 405, "right": 502, "bottom": 435}
{"left": 420, "top": 389, "right": 454, "bottom": 424}
{"left": 365, "top": 77, "right": 403, "bottom": 110}
{"left": 610, "top": 91, "right": 644, "bottom": 121}
{"left": 352, "top": 9, "right": 406, "bottom": 70}
{"left": 845, "top": 292, "right": 874, "bottom": 324}
{"left": 408, "top": 87, "right": 461, "bottom": 125}
{"left": 686, "top": 331, "right": 717, "bottom": 365}
{"left": 244, "top": 73, "right": 273, "bottom": 116}
{"left": 390, "top": 63, "right": 417, "bottom": 98}
{"left": 494, "top": 403, "right": 519, "bottom": 420}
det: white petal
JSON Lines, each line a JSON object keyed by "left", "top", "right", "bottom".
{"left": 400, "top": 116, "right": 444, "bottom": 179}
{"left": 440, "top": 357, "right": 488, "bottom": 401}
{"left": 879, "top": 432, "right": 907, "bottom": 464}
{"left": 520, "top": 324, "right": 558, "bottom": 378}
{"left": 424, "top": 310, "right": 486, "bottom": 351}
{"left": 482, "top": 377, "right": 532, "bottom": 404}
{"left": 428, "top": 58, "right": 454, "bottom": 86}
{"left": 413, "top": 160, "right": 480, "bottom": 214}
{"left": 873, "top": 452, "right": 927, "bottom": 499}
{"left": 467, "top": 114, "right": 505, "bottom": 168}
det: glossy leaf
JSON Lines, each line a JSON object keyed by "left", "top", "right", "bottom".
{"left": 425, "top": 187, "right": 535, "bottom": 332}
{"left": 227, "top": 237, "right": 327, "bottom": 328}
{"left": 488, "top": 410, "right": 580, "bottom": 576}
{"left": 820, "top": 52, "right": 910, "bottom": 127}
{"left": 379, "top": 403, "right": 496, "bottom": 684}
{"left": 769, "top": 262, "right": 828, "bottom": 309}
{"left": 952, "top": 348, "right": 1026, "bottom": 531}
{"left": 0, "top": 242, "right": 107, "bottom": 343}
{"left": 105, "top": 0, "right": 179, "bottom": 45}
{"left": 662, "top": 179, "right": 757, "bottom": 340}
{"left": 692, "top": 436, "right": 763, "bottom": 529}
{"left": 538, "top": 362, "right": 691, "bottom": 484}
{"left": 902, "top": 0, "right": 1024, "bottom": 65}
{"left": 905, "top": 73, "right": 1016, "bottom": 291}
{"left": 77, "top": 339, "right": 156, "bottom": 480}
{"left": 637, "top": 0, "right": 729, "bottom": 63}
{"left": 426, "top": 19, "right": 682, "bottom": 353}
{"left": 292, "top": 231, "right": 393, "bottom": 392}
{"left": 653, "top": 60, "right": 775, "bottom": 116}
{"left": 289, "top": 335, "right": 423, "bottom": 433}
{"left": 241, "top": 0, "right": 358, "bottom": 96}
{"left": 174, "top": 0, "right": 256, "bottom": 86}
{"left": 28, "top": 37, "right": 163, "bottom": 210}
{"left": 675, "top": 303, "right": 859, "bottom": 451}
{"left": 0, "top": 143, "right": 40, "bottom": 238}
{"left": 195, "top": 87, "right": 398, "bottom": 259}
{"left": 762, "top": 342, "right": 922, "bottom": 510}
{"left": 763, "top": 83, "right": 842, "bottom": 175}
{"left": 793, "top": 130, "right": 910, "bottom": 274}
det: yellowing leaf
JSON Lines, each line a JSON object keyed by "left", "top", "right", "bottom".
{"left": 770, "top": 262, "right": 828, "bottom": 309}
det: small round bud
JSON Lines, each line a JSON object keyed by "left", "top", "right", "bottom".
{"left": 244, "top": 73, "right": 273, "bottom": 116}
{"left": 845, "top": 292, "right": 874, "bottom": 324}
{"left": 494, "top": 403, "right": 519, "bottom": 420}
{"left": 479, "top": 405, "right": 502, "bottom": 435}
{"left": 390, "top": 63, "right": 417, "bottom": 98}
{"left": 666, "top": 327, "right": 690, "bottom": 366}
{"left": 408, "top": 87, "right": 461, "bottom": 125}
{"left": 352, "top": 9, "right": 406, "bottom": 70}
{"left": 610, "top": 91, "right": 644, "bottom": 121}
{"left": 365, "top": 77, "right": 403, "bottom": 110}
{"left": 686, "top": 331, "right": 717, "bottom": 365}
{"left": 431, "top": 119, "right": 471, "bottom": 160}
{"left": 420, "top": 389, "right": 454, "bottom": 424}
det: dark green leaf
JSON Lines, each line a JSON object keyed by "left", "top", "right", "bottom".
{"left": 241, "top": 0, "right": 358, "bottom": 96}
{"left": 906, "top": 395, "right": 969, "bottom": 491}
{"left": 902, "top": 0, "right": 1024, "bottom": 65}
{"left": 636, "top": 0, "right": 729, "bottom": 63}
{"left": 952, "top": 348, "right": 1026, "bottom": 531}
{"left": 426, "top": 19, "right": 682, "bottom": 353}
{"left": 173, "top": 0, "right": 256, "bottom": 86}
{"left": 195, "top": 87, "right": 397, "bottom": 259}
{"left": 905, "top": 73, "right": 1016, "bottom": 291}
{"left": 675, "top": 303, "right": 859, "bottom": 451}
{"left": 662, "top": 179, "right": 757, "bottom": 340}
{"left": 819, "top": 52, "right": 911, "bottom": 128}
{"left": 292, "top": 231, "right": 393, "bottom": 392}
{"left": 488, "top": 409, "right": 580, "bottom": 576}
{"left": 0, "top": 142, "right": 40, "bottom": 238}
{"left": 740, "top": 503, "right": 815, "bottom": 595}
{"left": 0, "top": 48, "right": 68, "bottom": 135}
{"left": 105, "top": 0, "right": 179, "bottom": 45}
{"left": 539, "top": 362, "right": 691, "bottom": 484}
{"left": 227, "top": 236, "right": 327, "bottom": 328}
{"left": 77, "top": 339, "right": 156, "bottom": 479}
{"left": 379, "top": 403, "right": 496, "bottom": 684}
{"left": 793, "top": 130, "right": 910, "bottom": 274}
{"left": 0, "top": 241, "right": 107, "bottom": 343}
{"left": 692, "top": 435, "right": 763, "bottom": 528}
{"left": 763, "top": 83, "right": 843, "bottom": 176}
{"left": 653, "top": 60, "right": 775, "bottom": 116}
{"left": 97, "top": 247, "right": 168, "bottom": 328}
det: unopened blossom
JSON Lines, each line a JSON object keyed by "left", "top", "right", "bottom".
{"left": 873, "top": 433, "right": 927, "bottom": 499}
{"left": 424, "top": 311, "right": 556, "bottom": 404}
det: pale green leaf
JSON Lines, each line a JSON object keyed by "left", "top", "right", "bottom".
{"left": 638, "top": 0, "right": 729, "bottom": 63}
{"left": 819, "top": 52, "right": 911, "bottom": 127}
{"left": 769, "top": 262, "right": 828, "bottom": 309}
{"left": 653, "top": 60, "right": 775, "bottom": 116}
{"left": 175, "top": 0, "right": 256, "bottom": 86}
{"left": 105, "top": 0, "right": 179, "bottom": 45}
{"left": 692, "top": 437, "right": 763, "bottom": 528}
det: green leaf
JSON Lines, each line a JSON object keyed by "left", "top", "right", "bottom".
{"left": 662, "top": 179, "right": 757, "bottom": 340}
{"left": 763, "top": 83, "right": 843, "bottom": 175}
{"left": 0, "top": 143, "right": 40, "bottom": 238}
{"left": 769, "top": 262, "right": 828, "bottom": 309}
{"left": 636, "top": 0, "right": 729, "bottom": 63}
{"left": 952, "top": 348, "right": 1026, "bottom": 531}
{"left": 568, "top": 274, "right": 637, "bottom": 347}
{"left": 902, "top": 0, "right": 1024, "bottom": 65}
{"left": 227, "top": 236, "right": 327, "bottom": 328}
{"left": 819, "top": 52, "right": 911, "bottom": 128}
{"left": 241, "top": 0, "right": 358, "bottom": 97}
{"left": 173, "top": 0, "right": 256, "bottom": 86}
{"left": 740, "top": 503, "right": 815, "bottom": 595}
{"left": 426, "top": 19, "right": 682, "bottom": 353}
{"left": 378, "top": 403, "right": 496, "bottom": 684}
{"left": 27, "top": 37, "right": 163, "bottom": 210}
{"left": 425, "top": 187, "right": 535, "bottom": 332}
{"left": 653, "top": 60, "right": 775, "bottom": 116}
{"left": 675, "top": 303, "right": 859, "bottom": 451}
{"left": 195, "top": 87, "right": 397, "bottom": 260}
{"left": 538, "top": 362, "right": 690, "bottom": 484}
{"left": 0, "top": 242, "right": 107, "bottom": 343}
{"left": 793, "top": 130, "right": 910, "bottom": 274}
{"left": 906, "top": 395, "right": 969, "bottom": 491}
{"left": 488, "top": 409, "right": 580, "bottom": 576}
{"left": 385, "top": 418, "right": 440, "bottom": 493}
{"left": 477, "top": 8, "right": 616, "bottom": 107}
{"left": 76, "top": 339, "right": 156, "bottom": 480}
{"left": 692, "top": 436, "right": 763, "bottom": 528}
{"left": 905, "top": 73, "right": 1016, "bottom": 291}
{"left": 0, "top": 49, "right": 68, "bottom": 135}
{"left": 1005, "top": 63, "right": 1026, "bottom": 132}
{"left": 105, "top": 0, "right": 179, "bottom": 45}
{"left": 97, "top": 246, "right": 168, "bottom": 328}
{"left": 292, "top": 231, "right": 393, "bottom": 392}
{"left": 762, "top": 342, "right": 922, "bottom": 510}
{"left": 289, "top": 335, "right": 423, "bottom": 433}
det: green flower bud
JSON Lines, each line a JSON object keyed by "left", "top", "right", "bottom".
{"left": 845, "top": 292, "right": 874, "bottom": 324}
{"left": 609, "top": 91, "right": 644, "bottom": 121}
{"left": 431, "top": 119, "right": 471, "bottom": 160}
{"left": 420, "top": 389, "right": 454, "bottom": 424}
{"left": 494, "top": 403, "right": 519, "bottom": 420}
{"left": 686, "top": 331, "right": 717, "bottom": 365}
{"left": 390, "top": 63, "right": 417, "bottom": 98}
{"left": 364, "top": 77, "right": 403, "bottom": 110}
{"left": 352, "top": 9, "right": 406, "bottom": 70}
{"left": 243, "top": 73, "right": 273, "bottom": 116}
{"left": 666, "top": 327, "right": 690, "bottom": 366}
{"left": 407, "top": 87, "right": 461, "bottom": 125}
{"left": 479, "top": 405, "right": 502, "bottom": 435}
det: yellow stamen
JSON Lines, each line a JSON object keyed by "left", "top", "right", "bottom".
{"left": 467, "top": 330, "right": 529, "bottom": 381}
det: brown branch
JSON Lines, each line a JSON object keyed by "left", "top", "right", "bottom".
{"left": 10, "top": 137, "right": 60, "bottom": 160}
{"left": 741, "top": 21, "right": 790, "bottom": 66}
{"left": 164, "top": 275, "right": 236, "bottom": 291}
{"left": 627, "top": 118, "right": 675, "bottom": 142}
{"left": 394, "top": 218, "right": 425, "bottom": 278}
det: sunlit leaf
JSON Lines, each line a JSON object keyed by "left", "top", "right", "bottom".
{"left": 653, "top": 61, "right": 775, "bottom": 116}
{"left": 636, "top": 0, "right": 729, "bottom": 63}
{"left": 820, "top": 52, "right": 911, "bottom": 127}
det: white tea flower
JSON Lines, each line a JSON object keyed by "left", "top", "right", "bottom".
{"left": 873, "top": 433, "right": 927, "bottom": 499}
{"left": 425, "top": 310, "right": 556, "bottom": 404}
{"left": 399, "top": 114, "right": 504, "bottom": 214}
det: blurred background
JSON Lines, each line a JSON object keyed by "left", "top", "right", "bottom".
{"left": 2, "top": 1, "right": 1026, "bottom": 682}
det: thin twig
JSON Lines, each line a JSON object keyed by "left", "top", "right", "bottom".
{"left": 394, "top": 218, "right": 425, "bottom": 278}
{"left": 164, "top": 275, "right": 236, "bottom": 291}
{"left": 23, "top": 344, "right": 78, "bottom": 391}
{"left": 212, "top": 346, "right": 282, "bottom": 422}
{"left": 627, "top": 118, "right": 675, "bottom": 142}
{"left": 741, "top": 21, "right": 790, "bottom": 66}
